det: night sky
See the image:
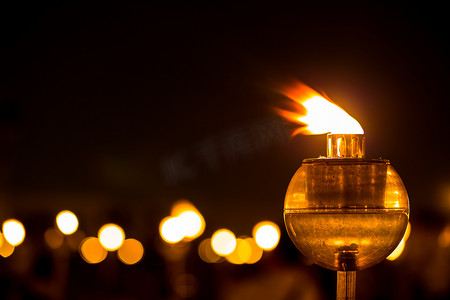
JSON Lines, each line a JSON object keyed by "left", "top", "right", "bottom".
{"left": 1, "top": 2, "right": 450, "bottom": 239}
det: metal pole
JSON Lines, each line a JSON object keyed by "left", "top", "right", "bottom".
{"left": 337, "top": 271, "right": 356, "bottom": 300}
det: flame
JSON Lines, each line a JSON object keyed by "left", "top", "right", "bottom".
{"left": 276, "top": 81, "right": 363, "bottom": 135}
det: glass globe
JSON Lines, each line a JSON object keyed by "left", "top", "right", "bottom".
{"left": 284, "top": 158, "right": 409, "bottom": 271}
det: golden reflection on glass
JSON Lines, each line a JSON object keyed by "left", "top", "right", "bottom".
{"left": 198, "top": 238, "right": 222, "bottom": 263}
{"left": 56, "top": 210, "right": 79, "bottom": 235}
{"left": 44, "top": 228, "right": 64, "bottom": 249}
{"left": 386, "top": 222, "right": 411, "bottom": 261}
{"left": 117, "top": 238, "right": 144, "bottom": 265}
{"left": 253, "top": 221, "right": 281, "bottom": 251}
{"left": 98, "top": 224, "right": 125, "bottom": 251}
{"left": 211, "top": 229, "right": 236, "bottom": 256}
{"left": 80, "top": 237, "right": 108, "bottom": 264}
{"left": 2, "top": 219, "right": 26, "bottom": 246}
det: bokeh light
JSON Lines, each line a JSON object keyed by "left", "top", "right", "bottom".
{"left": 171, "top": 199, "right": 196, "bottom": 216}
{"left": 438, "top": 224, "right": 450, "bottom": 248}
{"left": 80, "top": 237, "right": 108, "bottom": 264}
{"left": 211, "top": 229, "right": 236, "bottom": 256}
{"left": 226, "top": 238, "right": 252, "bottom": 264}
{"left": 253, "top": 221, "right": 280, "bottom": 251}
{"left": 198, "top": 238, "right": 222, "bottom": 263}
{"left": 160, "top": 216, "right": 185, "bottom": 244}
{"left": 117, "top": 238, "right": 144, "bottom": 265}
{"left": 167, "top": 200, "right": 206, "bottom": 242}
{"left": 0, "top": 234, "right": 14, "bottom": 258}
{"left": 98, "top": 224, "right": 125, "bottom": 251}
{"left": 56, "top": 210, "right": 79, "bottom": 235}
{"left": 245, "top": 237, "right": 263, "bottom": 264}
{"left": 44, "top": 228, "right": 64, "bottom": 249}
{"left": 178, "top": 211, "right": 205, "bottom": 239}
{"left": 2, "top": 219, "right": 26, "bottom": 246}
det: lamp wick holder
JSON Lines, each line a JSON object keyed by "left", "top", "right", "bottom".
{"left": 327, "top": 134, "right": 365, "bottom": 158}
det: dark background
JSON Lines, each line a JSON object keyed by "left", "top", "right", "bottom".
{"left": 1, "top": 2, "right": 450, "bottom": 300}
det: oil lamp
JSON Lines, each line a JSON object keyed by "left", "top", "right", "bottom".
{"left": 279, "top": 83, "right": 409, "bottom": 299}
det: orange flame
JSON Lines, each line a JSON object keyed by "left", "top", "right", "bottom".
{"left": 276, "top": 81, "right": 364, "bottom": 136}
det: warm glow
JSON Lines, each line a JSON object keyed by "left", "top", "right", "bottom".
{"left": 56, "top": 210, "right": 79, "bottom": 235}
{"left": 80, "top": 237, "right": 108, "bottom": 264}
{"left": 245, "top": 237, "right": 263, "bottom": 264}
{"left": 2, "top": 219, "right": 26, "bottom": 246}
{"left": 44, "top": 228, "right": 64, "bottom": 249}
{"left": 160, "top": 216, "right": 185, "bottom": 244}
{"left": 171, "top": 199, "right": 196, "bottom": 216}
{"left": 211, "top": 229, "right": 236, "bottom": 256}
{"left": 277, "top": 82, "right": 363, "bottom": 135}
{"left": 117, "top": 238, "right": 144, "bottom": 265}
{"left": 98, "top": 224, "right": 125, "bottom": 251}
{"left": 226, "top": 238, "right": 252, "bottom": 264}
{"left": 438, "top": 224, "right": 450, "bottom": 248}
{"left": 386, "top": 239, "right": 406, "bottom": 261}
{"left": 387, "top": 222, "right": 411, "bottom": 261}
{"left": 178, "top": 211, "right": 205, "bottom": 239}
{"left": 160, "top": 200, "right": 205, "bottom": 244}
{"left": 253, "top": 221, "right": 280, "bottom": 251}
{"left": 198, "top": 238, "right": 222, "bottom": 263}
{"left": 170, "top": 200, "right": 205, "bottom": 240}
{"left": 0, "top": 234, "right": 15, "bottom": 258}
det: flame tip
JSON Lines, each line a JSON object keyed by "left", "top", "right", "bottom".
{"left": 276, "top": 82, "right": 363, "bottom": 136}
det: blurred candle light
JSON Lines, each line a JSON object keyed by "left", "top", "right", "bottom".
{"left": 171, "top": 199, "right": 196, "bottom": 216}
{"left": 169, "top": 199, "right": 206, "bottom": 241}
{"left": 0, "top": 234, "right": 15, "bottom": 258}
{"left": 117, "top": 238, "right": 144, "bottom": 265}
{"left": 245, "top": 237, "right": 263, "bottom": 264}
{"left": 56, "top": 210, "right": 79, "bottom": 235}
{"left": 211, "top": 229, "right": 236, "bottom": 256}
{"left": 438, "top": 224, "right": 450, "bottom": 248}
{"left": 2, "top": 219, "right": 26, "bottom": 246}
{"left": 253, "top": 221, "right": 280, "bottom": 251}
{"left": 178, "top": 211, "right": 205, "bottom": 240}
{"left": 44, "top": 228, "right": 64, "bottom": 249}
{"left": 80, "top": 237, "right": 108, "bottom": 264}
{"left": 226, "top": 238, "right": 252, "bottom": 264}
{"left": 198, "top": 238, "right": 222, "bottom": 263}
{"left": 160, "top": 216, "right": 185, "bottom": 244}
{"left": 98, "top": 224, "right": 125, "bottom": 251}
